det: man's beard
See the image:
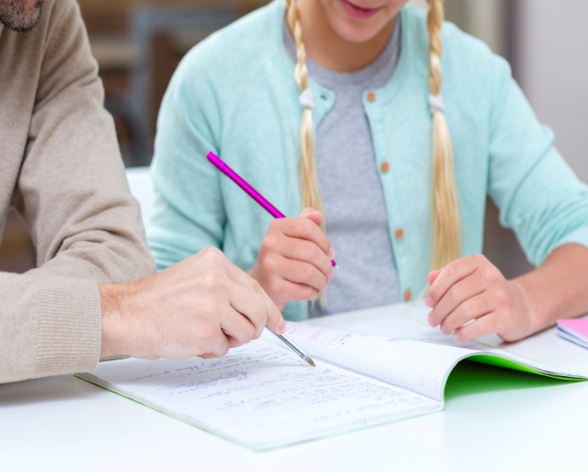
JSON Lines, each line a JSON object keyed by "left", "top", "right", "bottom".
{"left": 0, "top": 0, "right": 44, "bottom": 33}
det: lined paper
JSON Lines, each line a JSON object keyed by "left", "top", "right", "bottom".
{"left": 82, "top": 333, "right": 439, "bottom": 450}
{"left": 81, "top": 322, "right": 586, "bottom": 449}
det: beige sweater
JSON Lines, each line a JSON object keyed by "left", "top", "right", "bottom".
{"left": 0, "top": 0, "right": 156, "bottom": 384}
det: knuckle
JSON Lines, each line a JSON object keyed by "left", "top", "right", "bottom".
{"left": 204, "top": 295, "right": 226, "bottom": 316}
{"left": 481, "top": 266, "right": 498, "bottom": 281}
{"left": 263, "top": 234, "right": 281, "bottom": 252}
{"left": 201, "top": 246, "right": 223, "bottom": 262}
{"left": 249, "top": 278, "right": 265, "bottom": 297}
{"left": 252, "top": 324, "right": 265, "bottom": 340}
{"left": 468, "top": 296, "right": 483, "bottom": 314}
{"left": 471, "top": 253, "right": 488, "bottom": 267}
{"left": 199, "top": 323, "right": 219, "bottom": 343}
{"left": 266, "top": 277, "right": 284, "bottom": 296}
{"left": 243, "top": 323, "right": 256, "bottom": 342}
{"left": 495, "top": 290, "right": 508, "bottom": 305}
{"left": 299, "top": 219, "right": 315, "bottom": 238}
{"left": 269, "top": 219, "right": 283, "bottom": 231}
{"left": 262, "top": 255, "right": 279, "bottom": 274}
{"left": 201, "top": 270, "right": 228, "bottom": 290}
{"left": 449, "top": 284, "right": 464, "bottom": 303}
{"left": 445, "top": 263, "right": 457, "bottom": 279}
{"left": 301, "top": 264, "right": 316, "bottom": 282}
{"left": 247, "top": 306, "right": 265, "bottom": 329}
{"left": 313, "top": 244, "right": 328, "bottom": 264}
{"left": 471, "top": 253, "right": 483, "bottom": 264}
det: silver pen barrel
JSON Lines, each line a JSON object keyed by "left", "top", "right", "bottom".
{"left": 268, "top": 329, "right": 315, "bottom": 367}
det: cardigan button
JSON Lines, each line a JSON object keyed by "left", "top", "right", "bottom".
{"left": 404, "top": 290, "right": 412, "bottom": 302}
{"left": 395, "top": 228, "right": 404, "bottom": 240}
{"left": 380, "top": 161, "right": 390, "bottom": 173}
{"left": 367, "top": 91, "right": 376, "bottom": 102}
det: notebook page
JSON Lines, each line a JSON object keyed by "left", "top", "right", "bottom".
{"left": 284, "top": 323, "right": 476, "bottom": 402}
{"left": 285, "top": 324, "right": 588, "bottom": 395}
{"left": 342, "top": 303, "right": 588, "bottom": 378}
{"left": 80, "top": 334, "right": 439, "bottom": 450}
{"left": 382, "top": 321, "right": 588, "bottom": 378}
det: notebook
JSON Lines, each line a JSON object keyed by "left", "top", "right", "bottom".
{"left": 557, "top": 319, "right": 588, "bottom": 349}
{"left": 78, "top": 321, "right": 587, "bottom": 450}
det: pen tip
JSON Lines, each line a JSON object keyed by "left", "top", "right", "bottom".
{"left": 305, "top": 357, "right": 316, "bottom": 367}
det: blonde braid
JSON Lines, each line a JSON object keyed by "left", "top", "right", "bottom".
{"left": 427, "top": 0, "right": 461, "bottom": 270}
{"left": 285, "top": 0, "right": 325, "bottom": 231}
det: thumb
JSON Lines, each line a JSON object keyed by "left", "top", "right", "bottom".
{"left": 299, "top": 207, "right": 324, "bottom": 228}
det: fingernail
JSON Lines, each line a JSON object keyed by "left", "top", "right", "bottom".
{"left": 328, "top": 273, "right": 333, "bottom": 282}
{"left": 428, "top": 314, "right": 436, "bottom": 327}
{"left": 328, "top": 247, "right": 336, "bottom": 259}
{"left": 454, "top": 331, "right": 462, "bottom": 341}
{"left": 440, "top": 324, "right": 447, "bottom": 335}
{"left": 425, "top": 296, "right": 435, "bottom": 307}
{"left": 278, "top": 316, "right": 286, "bottom": 332}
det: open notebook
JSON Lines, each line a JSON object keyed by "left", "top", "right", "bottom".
{"left": 79, "top": 322, "right": 587, "bottom": 450}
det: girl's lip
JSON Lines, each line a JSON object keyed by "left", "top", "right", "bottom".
{"left": 339, "top": 0, "right": 384, "bottom": 19}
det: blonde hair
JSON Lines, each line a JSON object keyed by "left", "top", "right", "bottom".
{"left": 285, "top": 0, "right": 461, "bottom": 270}
{"left": 426, "top": 0, "right": 461, "bottom": 270}
{"left": 285, "top": 0, "right": 325, "bottom": 231}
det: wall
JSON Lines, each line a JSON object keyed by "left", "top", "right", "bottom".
{"left": 513, "top": 0, "right": 588, "bottom": 182}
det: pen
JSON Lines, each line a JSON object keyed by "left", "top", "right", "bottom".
{"left": 207, "top": 151, "right": 325, "bottom": 367}
{"left": 268, "top": 328, "right": 315, "bottom": 367}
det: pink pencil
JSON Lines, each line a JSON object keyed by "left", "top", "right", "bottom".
{"left": 207, "top": 151, "right": 338, "bottom": 269}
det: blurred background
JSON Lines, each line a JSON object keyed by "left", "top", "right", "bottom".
{"left": 1, "top": 0, "right": 587, "bottom": 281}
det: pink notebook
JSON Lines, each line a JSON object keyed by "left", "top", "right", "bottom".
{"left": 557, "top": 319, "right": 588, "bottom": 349}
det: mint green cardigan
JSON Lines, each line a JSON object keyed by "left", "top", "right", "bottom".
{"left": 148, "top": 1, "right": 588, "bottom": 321}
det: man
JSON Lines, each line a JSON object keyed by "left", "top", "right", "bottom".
{"left": 0, "top": 0, "right": 284, "bottom": 384}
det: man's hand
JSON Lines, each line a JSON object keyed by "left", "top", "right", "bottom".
{"left": 426, "top": 254, "right": 536, "bottom": 342}
{"left": 100, "top": 247, "right": 285, "bottom": 360}
{"left": 250, "top": 208, "right": 335, "bottom": 310}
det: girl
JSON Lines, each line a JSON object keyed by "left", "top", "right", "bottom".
{"left": 148, "top": 0, "right": 588, "bottom": 342}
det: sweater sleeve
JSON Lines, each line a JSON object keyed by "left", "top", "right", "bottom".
{"left": 0, "top": 0, "right": 155, "bottom": 384}
{"left": 487, "top": 56, "right": 588, "bottom": 267}
{"left": 148, "top": 47, "right": 226, "bottom": 271}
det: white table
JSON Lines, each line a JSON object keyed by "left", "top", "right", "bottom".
{"left": 2, "top": 304, "right": 587, "bottom": 472}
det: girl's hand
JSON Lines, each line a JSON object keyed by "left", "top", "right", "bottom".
{"left": 426, "top": 254, "right": 537, "bottom": 342}
{"left": 250, "top": 208, "right": 335, "bottom": 310}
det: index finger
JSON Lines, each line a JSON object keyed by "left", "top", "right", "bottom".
{"left": 426, "top": 256, "right": 479, "bottom": 308}
{"left": 223, "top": 261, "right": 286, "bottom": 334}
{"left": 281, "top": 217, "right": 333, "bottom": 257}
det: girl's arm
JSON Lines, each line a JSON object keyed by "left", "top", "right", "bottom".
{"left": 148, "top": 50, "right": 226, "bottom": 271}
{"left": 426, "top": 244, "right": 588, "bottom": 342}
{"left": 427, "top": 54, "right": 588, "bottom": 342}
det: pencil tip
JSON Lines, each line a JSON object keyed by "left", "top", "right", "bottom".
{"left": 305, "top": 357, "right": 316, "bottom": 367}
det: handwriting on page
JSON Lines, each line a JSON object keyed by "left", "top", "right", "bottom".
{"left": 90, "top": 338, "right": 438, "bottom": 449}
{"left": 285, "top": 323, "right": 478, "bottom": 402}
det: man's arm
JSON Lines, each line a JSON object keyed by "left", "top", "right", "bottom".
{"left": 0, "top": 0, "right": 155, "bottom": 384}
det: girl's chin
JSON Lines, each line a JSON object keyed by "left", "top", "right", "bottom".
{"left": 332, "top": 20, "right": 385, "bottom": 43}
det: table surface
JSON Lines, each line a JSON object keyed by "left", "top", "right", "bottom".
{"left": 2, "top": 303, "right": 587, "bottom": 472}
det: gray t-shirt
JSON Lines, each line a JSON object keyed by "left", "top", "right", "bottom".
{"left": 284, "top": 22, "right": 401, "bottom": 317}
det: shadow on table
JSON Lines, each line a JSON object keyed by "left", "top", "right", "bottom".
{"left": 0, "top": 375, "right": 102, "bottom": 407}
{"left": 444, "top": 360, "right": 574, "bottom": 401}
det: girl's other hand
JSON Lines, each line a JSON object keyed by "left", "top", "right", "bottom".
{"left": 250, "top": 208, "right": 335, "bottom": 310}
{"left": 425, "top": 254, "right": 537, "bottom": 342}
